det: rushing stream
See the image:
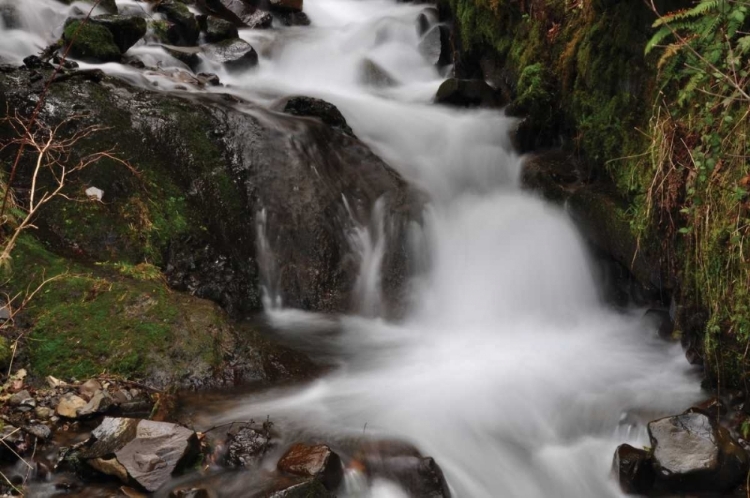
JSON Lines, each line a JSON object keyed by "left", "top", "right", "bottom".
{"left": 0, "top": 0, "right": 705, "bottom": 496}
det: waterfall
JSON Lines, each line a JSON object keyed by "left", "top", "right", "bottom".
{"left": 255, "top": 208, "right": 282, "bottom": 310}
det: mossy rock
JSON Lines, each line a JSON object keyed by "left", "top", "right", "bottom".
{"left": 90, "top": 15, "right": 147, "bottom": 54}
{"left": 205, "top": 16, "right": 238, "bottom": 43}
{"left": 63, "top": 19, "right": 121, "bottom": 62}
{"left": 6, "top": 237, "right": 317, "bottom": 388}
{"left": 154, "top": 0, "right": 200, "bottom": 46}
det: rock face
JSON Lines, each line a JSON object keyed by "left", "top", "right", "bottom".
{"left": 72, "top": 417, "right": 199, "bottom": 492}
{"left": 202, "top": 38, "right": 258, "bottom": 71}
{"left": 611, "top": 444, "right": 654, "bottom": 494}
{"left": 648, "top": 412, "right": 749, "bottom": 492}
{"left": 0, "top": 69, "right": 419, "bottom": 316}
{"left": 277, "top": 443, "right": 343, "bottom": 491}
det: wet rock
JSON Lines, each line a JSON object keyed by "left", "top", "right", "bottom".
{"left": 56, "top": 393, "right": 87, "bottom": 418}
{"left": 611, "top": 443, "right": 654, "bottom": 494}
{"left": 202, "top": 39, "right": 258, "bottom": 72}
{"left": 282, "top": 96, "right": 354, "bottom": 137}
{"left": 155, "top": 0, "right": 201, "bottom": 46}
{"left": 22, "top": 56, "right": 50, "bottom": 70}
{"left": 90, "top": 15, "right": 147, "bottom": 54}
{"left": 205, "top": 16, "right": 238, "bottom": 42}
{"left": 245, "top": 10, "right": 273, "bottom": 29}
{"left": 268, "top": 480, "right": 331, "bottom": 497}
{"left": 197, "top": 72, "right": 222, "bottom": 86}
{"left": 648, "top": 411, "right": 749, "bottom": 491}
{"left": 643, "top": 308, "right": 673, "bottom": 340}
{"left": 435, "top": 78, "right": 504, "bottom": 108}
{"left": 226, "top": 426, "right": 273, "bottom": 467}
{"left": 276, "top": 11, "right": 311, "bottom": 27}
{"left": 161, "top": 44, "right": 202, "bottom": 68}
{"left": 355, "top": 440, "right": 451, "bottom": 497}
{"left": 73, "top": 417, "right": 198, "bottom": 492}
{"left": 277, "top": 443, "right": 343, "bottom": 491}
{"left": 269, "top": 0, "right": 303, "bottom": 13}
{"left": 79, "top": 379, "right": 103, "bottom": 400}
{"left": 359, "top": 59, "right": 396, "bottom": 88}
{"left": 418, "top": 25, "right": 451, "bottom": 67}
{"left": 63, "top": 19, "right": 122, "bottom": 62}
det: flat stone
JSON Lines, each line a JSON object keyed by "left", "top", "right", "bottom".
{"left": 56, "top": 393, "right": 87, "bottom": 418}
{"left": 115, "top": 420, "right": 198, "bottom": 492}
{"left": 78, "top": 417, "right": 139, "bottom": 459}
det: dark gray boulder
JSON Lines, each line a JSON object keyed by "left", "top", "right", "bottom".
{"left": 226, "top": 426, "right": 273, "bottom": 467}
{"left": 611, "top": 444, "right": 654, "bottom": 494}
{"left": 202, "top": 38, "right": 258, "bottom": 71}
{"left": 648, "top": 411, "right": 749, "bottom": 492}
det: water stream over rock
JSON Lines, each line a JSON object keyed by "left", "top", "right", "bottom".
{"left": 1, "top": 0, "right": 704, "bottom": 496}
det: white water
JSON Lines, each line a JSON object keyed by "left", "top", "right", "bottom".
{"left": 1, "top": 1, "right": 702, "bottom": 496}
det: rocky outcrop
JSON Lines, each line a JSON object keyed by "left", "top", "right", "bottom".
{"left": 0, "top": 66, "right": 420, "bottom": 317}
{"left": 648, "top": 411, "right": 748, "bottom": 492}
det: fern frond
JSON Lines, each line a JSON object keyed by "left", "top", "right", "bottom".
{"left": 658, "top": 42, "right": 685, "bottom": 69}
{"left": 653, "top": 0, "right": 725, "bottom": 27}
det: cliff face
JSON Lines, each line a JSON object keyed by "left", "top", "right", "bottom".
{"left": 444, "top": 0, "right": 750, "bottom": 389}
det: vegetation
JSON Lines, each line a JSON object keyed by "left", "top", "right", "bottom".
{"left": 447, "top": 0, "right": 750, "bottom": 387}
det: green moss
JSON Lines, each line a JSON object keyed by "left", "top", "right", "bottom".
{"left": 62, "top": 20, "right": 121, "bottom": 62}
{"left": 7, "top": 237, "right": 225, "bottom": 380}
{"left": 0, "top": 336, "right": 10, "bottom": 371}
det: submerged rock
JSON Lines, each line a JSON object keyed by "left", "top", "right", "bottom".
{"left": 435, "top": 78, "right": 504, "bottom": 108}
{"left": 611, "top": 444, "right": 654, "bottom": 494}
{"left": 359, "top": 59, "right": 397, "bottom": 88}
{"left": 648, "top": 411, "right": 749, "bottom": 492}
{"left": 277, "top": 443, "right": 343, "bottom": 491}
{"left": 244, "top": 10, "right": 273, "bottom": 29}
{"left": 226, "top": 426, "right": 273, "bottom": 467}
{"left": 202, "top": 38, "right": 259, "bottom": 71}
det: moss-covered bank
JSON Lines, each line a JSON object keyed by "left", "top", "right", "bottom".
{"left": 444, "top": 0, "right": 750, "bottom": 389}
